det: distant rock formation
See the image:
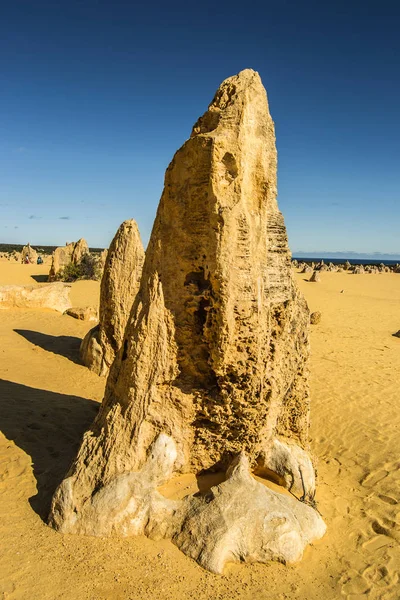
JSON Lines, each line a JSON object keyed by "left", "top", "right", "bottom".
{"left": 48, "top": 239, "right": 89, "bottom": 281}
{"left": 0, "top": 283, "right": 71, "bottom": 312}
{"left": 316, "top": 261, "right": 328, "bottom": 272}
{"left": 309, "top": 270, "right": 321, "bottom": 282}
{"left": 49, "top": 69, "right": 325, "bottom": 572}
{"left": 21, "top": 243, "right": 37, "bottom": 264}
{"left": 353, "top": 265, "right": 365, "bottom": 274}
{"left": 301, "top": 264, "right": 313, "bottom": 274}
{"left": 292, "top": 258, "right": 398, "bottom": 275}
{"left": 80, "top": 220, "right": 144, "bottom": 376}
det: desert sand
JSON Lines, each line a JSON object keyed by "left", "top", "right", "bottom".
{"left": 0, "top": 261, "right": 399, "bottom": 599}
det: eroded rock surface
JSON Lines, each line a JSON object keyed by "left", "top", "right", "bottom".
{"left": 49, "top": 69, "right": 324, "bottom": 572}
{"left": 0, "top": 283, "right": 71, "bottom": 312}
{"left": 80, "top": 220, "right": 144, "bottom": 376}
{"left": 310, "top": 311, "right": 322, "bottom": 325}
{"left": 65, "top": 306, "right": 98, "bottom": 322}
{"left": 50, "top": 434, "right": 326, "bottom": 574}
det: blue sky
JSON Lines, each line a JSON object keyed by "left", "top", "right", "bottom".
{"left": 1, "top": 0, "right": 399, "bottom": 256}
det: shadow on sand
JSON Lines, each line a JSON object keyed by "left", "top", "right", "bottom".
{"left": 30, "top": 274, "right": 49, "bottom": 283}
{"left": 14, "top": 329, "right": 82, "bottom": 365}
{"left": 0, "top": 378, "right": 99, "bottom": 520}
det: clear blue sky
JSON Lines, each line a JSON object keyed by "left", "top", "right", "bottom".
{"left": 1, "top": 0, "right": 399, "bottom": 256}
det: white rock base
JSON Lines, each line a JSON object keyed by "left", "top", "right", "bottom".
{"left": 49, "top": 434, "right": 326, "bottom": 574}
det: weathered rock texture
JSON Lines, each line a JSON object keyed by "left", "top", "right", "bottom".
{"left": 48, "top": 239, "right": 89, "bottom": 281}
{"left": 310, "top": 311, "right": 321, "bottom": 325}
{"left": 49, "top": 69, "right": 324, "bottom": 572}
{"left": 0, "top": 283, "right": 71, "bottom": 312}
{"left": 65, "top": 306, "right": 98, "bottom": 322}
{"left": 80, "top": 220, "right": 144, "bottom": 376}
{"left": 99, "top": 249, "right": 108, "bottom": 272}
{"left": 50, "top": 434, "right": 325, "bottom": 573}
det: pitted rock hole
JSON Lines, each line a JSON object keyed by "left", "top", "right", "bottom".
{"left": 222, "top": 152, "right": 238, "bottom": 180}
{"left": 213, "top": 83, "right": 237, "bottom": 110}
{"left": 184, "top": 269, "right": 210, "bottom": 292}
{"left": 191, "top": 111, "right": 221, "bottom": 136}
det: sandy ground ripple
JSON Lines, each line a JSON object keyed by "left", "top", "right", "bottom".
{"left": 0, "top": 262, "right": 399, "bottom": 599}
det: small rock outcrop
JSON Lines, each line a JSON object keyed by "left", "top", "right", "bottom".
{"left": 353, "top": 265, "right": 365, "bottom": 274}
{"left": 310, "top": 311, "right": 321, "bottom": 325}
{"left": 80, "top": 220, "right": 144, "bottom": 376}
{"left": 65, "top": 306, "right": 98, "bottom": 322}
{"left": 393, "top": 330, "right": 400, "bottom": 338}
{"left": 49, "top": 69, "right": 325, "bottom": 572}
{"left": 309, "top": 270, "right": 320, "bottom": 283}
{"left": 0, "top": 283, "right": 71, "bottom": 312}
{"left": 302, "top": 264, "right": 313, "bottom": 274}
{"left": 48, "top": 239, "right": 89, "bottom": 281}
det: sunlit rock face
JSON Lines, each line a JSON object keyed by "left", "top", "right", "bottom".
{"left": 49, "top": 69, "right": 324, "bottom": 573}
{"left": 0, "top": 282, "right": 71, "bottom": 313}
{"left": 48, "top": 238, "right": 89, "bottom": 281}
{"left": 80, "top": 219, "right": 144, "bottom": 377}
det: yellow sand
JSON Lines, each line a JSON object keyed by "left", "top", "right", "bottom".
{"left": 0, "top": 263, "right": 399, "bottom": 599}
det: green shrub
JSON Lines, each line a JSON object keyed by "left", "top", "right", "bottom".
{"left": 57, "top": 253, "right": 102, "bottom": 282}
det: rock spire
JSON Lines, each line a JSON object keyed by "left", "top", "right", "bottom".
{"left": 49, "top": 69, "right": 325, "bottom": 572}
{"left": 80, "top": 219, "right": 145, "bottom": 376}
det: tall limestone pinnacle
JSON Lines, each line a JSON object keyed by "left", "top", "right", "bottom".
{"left": 80, "top": 219, "right": 145, "bottom": 376}
{"left": 49, "top": 69, "right": 326, "bottom": 572}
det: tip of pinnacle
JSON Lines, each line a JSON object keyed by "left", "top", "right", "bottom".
{"left": 190, "top": 68, "right": 269, "bottom": 138}
{"left": 221, "top": 68, "right": 262, "bottom": 88}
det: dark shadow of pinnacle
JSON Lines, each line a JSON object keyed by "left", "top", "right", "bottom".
{"left": 30, "top": 274, "right": 49, "bottom": 283}
{"left": 14, "top": 329, "right": 82, "bottom": 365}
{"left": 0, "top": 378, "right": 99, "bottom": 520}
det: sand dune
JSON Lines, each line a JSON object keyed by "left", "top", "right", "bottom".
{"left": 0, "top": 263, "right": 399, "bottom": 599}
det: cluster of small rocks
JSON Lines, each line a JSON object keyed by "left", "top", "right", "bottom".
{"left": 0, "top": 250, "right": 21, "bottom": 262}
{"left": 292, "top": 259, "right": 399, "bottom": 274}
